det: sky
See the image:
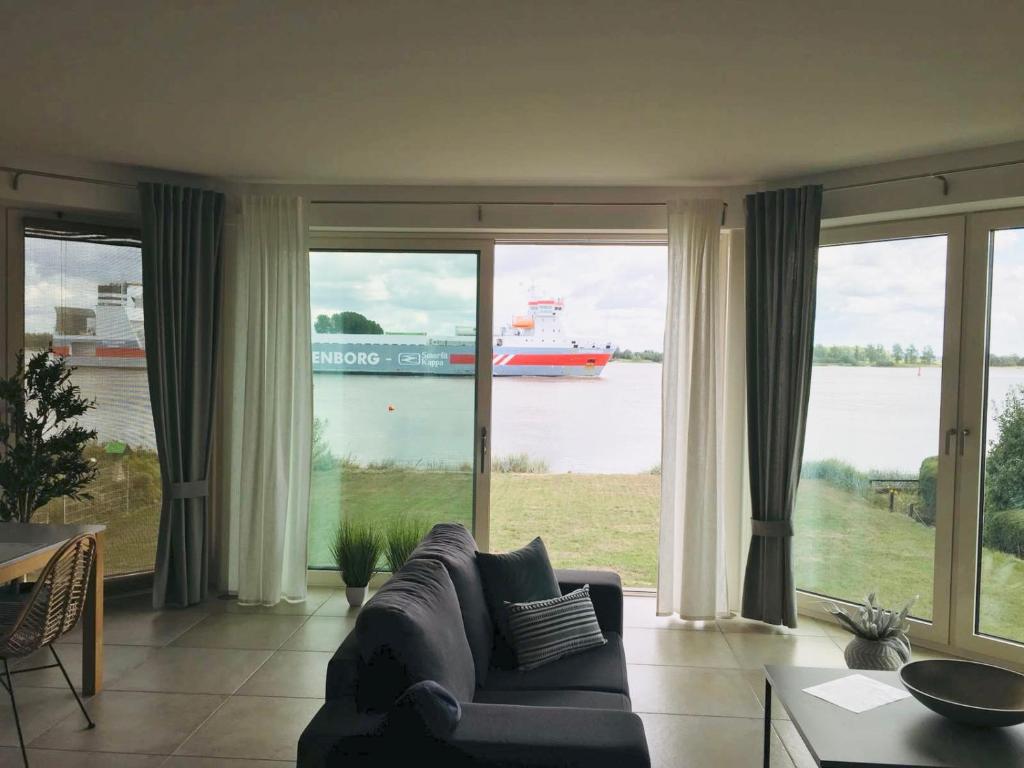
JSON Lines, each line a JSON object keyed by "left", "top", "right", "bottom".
{"left": 309, "top": 244, "right": 669, "bottom": 351}
{"left": 815, "top": 232, "right": 1024, "bottom": 356}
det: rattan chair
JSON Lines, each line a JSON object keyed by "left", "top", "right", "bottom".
{"left": 0, "top": 533, "right": 97, "bottom": 767}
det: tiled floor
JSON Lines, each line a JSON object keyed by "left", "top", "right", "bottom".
{"left": 0, "top": 591, "right": 953, "bottom": 767}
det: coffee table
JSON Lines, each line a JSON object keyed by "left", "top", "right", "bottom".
{"left": 763, "top": 665, "right": 1024, "bottom": 767}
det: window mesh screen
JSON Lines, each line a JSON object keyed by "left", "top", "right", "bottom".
{"left": 23, "top": 221, "right": 160, "bottom": 576}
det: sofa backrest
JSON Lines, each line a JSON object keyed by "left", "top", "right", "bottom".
{"left": 353, "top": 557, "right": 476, "bottom": 711}
{"left": 407, "top": 523, "right": 493, "bottom": 685}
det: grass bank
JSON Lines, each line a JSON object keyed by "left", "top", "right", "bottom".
{"left": 308, "top": 467, "right": 1024, "bottom": 641}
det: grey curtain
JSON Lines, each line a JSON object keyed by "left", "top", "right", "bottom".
{"left": 740, "top": 185, "right": 823, "bottom": 628}
{"left": 140, "top": 183, "right": 226, "bottom": 609}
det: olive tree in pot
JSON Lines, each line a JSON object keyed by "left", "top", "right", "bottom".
{"left": 827, "top": 593, "right": 916, "bottom": 671}
{"left": 0, "top": 351, "right": 98, "bottom": 524}
{"left": 331, "top": 518, "right": 383, "bottom": 607}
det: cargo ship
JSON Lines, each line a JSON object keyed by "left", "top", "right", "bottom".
{"left": 50, "top": 281, "right": 147, "bottom": 367}
{"left": 313, "top": 296, "right": 612, "bottom": 377}
{"left": 51, "top": 287, "right": 614, "bottom": 377}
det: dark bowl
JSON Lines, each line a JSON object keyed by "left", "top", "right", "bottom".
{"left": 900, "top": 659, "right": 1024, "bottom": 727}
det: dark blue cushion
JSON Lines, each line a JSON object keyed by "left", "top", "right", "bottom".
{"left": 387, "top": 680, "right": 462, "bottom": 739}
{"left": 408, "top": 523, "right": 494, "bottom": 685}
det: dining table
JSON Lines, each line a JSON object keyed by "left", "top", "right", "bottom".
{"left": 0, "top": 522, "right": 106, "bottom": 695}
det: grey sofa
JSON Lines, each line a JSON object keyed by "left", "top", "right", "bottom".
{"left": 298, "top": 523, "right": 650, "bottom": 768}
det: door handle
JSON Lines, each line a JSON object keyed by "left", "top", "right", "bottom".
{"left": 479, "top": 426, "right": 488, "bottom": 473}
{"left": 944, "top": 428, "right": 957, "bottom": 455}
{"left": 959, "top": 427, "right": 970, "bottom": 457}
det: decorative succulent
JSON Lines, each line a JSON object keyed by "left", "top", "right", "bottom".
{"left": 826, "top": 593, "right": 915, "bottom": 656}
{"left": 383, "top": 515, "right": 431, "bottom": 573}
{"left": 330, "top": 518, "right": 384, "bottom": 588}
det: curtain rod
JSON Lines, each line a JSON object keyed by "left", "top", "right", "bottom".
{"left": 5, "top": 155, "right": 1022, "bottom": 199}
{"left": 1, "top": 165, "right": 137, "bottom": 192}
{"left": 823, "top": 157, "right": 1024, "bottom": 194}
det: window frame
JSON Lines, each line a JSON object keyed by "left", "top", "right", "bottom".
{"left": 9, "top": 207, "right": 158, "bottom": 589}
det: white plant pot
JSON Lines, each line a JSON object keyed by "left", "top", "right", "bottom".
{"left": 345, "top": 586, "right": 368, "bottom": 607}
{"left": 844, "top": 636, "right": 910, "bottom": 671}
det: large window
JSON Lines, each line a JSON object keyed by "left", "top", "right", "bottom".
{"left": 488, "top": 243, "right": 666, "bottom": 587}
{"left": 23, "top": 221, "right": 160, "bottom": 576}
{"left": 307, "top": 248, "right": 482, "bottom": 569}
{"left": 795, "top": 234, "right": 950, "bottom": 622}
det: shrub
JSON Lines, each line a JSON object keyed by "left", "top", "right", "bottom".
{"left": 311, "top": 418, "right": 337, "bottom": 471}
{"left": 330, "top": 518, "right": 383, "bottom": 587}
{"left": 986, "top": 386, "right": 1024, "bottom": 513}
{"left": 492, "top": 453, "right": 549, "bottom": 473}
{"left": 918, "top": 456, "right": 939, "bottom": 526}
{"left": 384, "top": 515, "right": 432, "bottom": 572}
{"left": 982, "top": 509, "right": 1024, "bottom": 559}
{"left": 801, "top": 459, "right": 871, "bottom": 497}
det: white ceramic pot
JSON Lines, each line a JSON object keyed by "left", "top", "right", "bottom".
{"left": 844, "top": 636, "right": 911, "bottom": 671}
{"left": 345, "top": 586, "right": 367, "bottom": 607}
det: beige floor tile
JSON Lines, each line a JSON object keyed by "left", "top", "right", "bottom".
{"left": 29, "top": 690, "right": 225, "bottom": 755}
{"left": 717, "top": 615, "right": 832, "bottom": 637}
{"left": 628, "top": 664, "right": 762, "bottom": 717}
{"left": 623, "top": 597, "right": 719, "bottom": 631}
{"left": 312, "top": 592, "right": 368, "bottom": 618}
{"left": 624, "top": 627, "right": 738, "bottom": 668}
{"left": 109, "top": 647, "right": 273, "bottom": 695}
{"left": 236, "top": 651, "right": 332, "bottom": 699}
{"left": 282, "top": 615, "right": 356, "bottom": 652}
{"left": 161, "top": 757, "right": 294, "bottom": 768}
{"left": 223, "top": 587, "right": 334, "bottom": 616}
{"left": 0, "top": 686, "right": 81, "bottom": 748}
{"left": 170, "top": 614, "right": 306, "bottom": 651}
{"left": 772, "top": 719, "right": 819, "bottom": 768}
{"left": 740, "top": 668, "right": 790, "bottom": 720}
{"left": 61, "top": 597, "right": 211, "bottom": 647}
{"left": 0, "top": 747, "right": 164, "bottom": 768}
{"left": 11, "top": 644, "right": 155, "bottom": 692}
{"left": 723, "top": 633, "right": 847, "bottom": 670}
{"left": 175, "top": 695, "right": 321, "bottom": 762}
{"left": 639, "top": 713, "right": 794, "bottom": 768}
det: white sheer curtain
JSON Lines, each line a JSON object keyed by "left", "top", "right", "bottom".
{"left": 658, "top": 199, "right": 730, "bottom": 619}
{"left": 219, "top": 195, "right": 312, "bottom": 605}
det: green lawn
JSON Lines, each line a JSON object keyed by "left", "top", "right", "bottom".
{"left": 308, "top": 467, "right": 658, "bottom": 585}
{"left": 308, "top": 468, "right": 1024, "bottom": 642}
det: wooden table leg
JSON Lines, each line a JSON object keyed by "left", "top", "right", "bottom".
{"left": 764, "top": 677, "right": 772, "bottom": 768}
{"left": 82, "top": 532, "right": 104, "bottom": 695}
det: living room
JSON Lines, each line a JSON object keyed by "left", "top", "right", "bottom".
{"left": 1, "top": 2, "right": 1024, "bottom": 767}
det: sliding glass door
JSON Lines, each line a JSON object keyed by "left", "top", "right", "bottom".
{"left": 954, "top": 210, "right": 1024, "bottom": 664}
{"left": 305, "top": 237, "right": 493, "bottom": 568}
{"left": 794, "top": 218, "right": 964, "bottom": 645}
{"left": 798, "top": 211, "right": 1024, "bottom": 666}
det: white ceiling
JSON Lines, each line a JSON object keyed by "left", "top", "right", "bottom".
{"left": 1, "top": 1, "right": 1022, "bottom": 186}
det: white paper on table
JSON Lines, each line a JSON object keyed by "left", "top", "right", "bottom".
{"left": 802, "top": 674, "right": 912, "bottom": 714}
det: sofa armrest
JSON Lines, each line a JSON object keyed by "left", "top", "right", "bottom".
{"left": 448, "top": 702, "right": 649, "bottom": 768}
{"left": 555, "top": 568, "right": 623, "bottom": 635}
{"left": 297, "top": 700, "right": 385, "bottom": 768}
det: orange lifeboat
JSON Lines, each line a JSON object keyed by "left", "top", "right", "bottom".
{"left": 511, "top": 315, "right": 535, "bottom": 329}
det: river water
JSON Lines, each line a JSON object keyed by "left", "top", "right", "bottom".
{"left": 68, "top": 363, "right": 1024, "bottom": 475}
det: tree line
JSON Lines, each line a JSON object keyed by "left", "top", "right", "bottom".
{"left": 612, "top": 349, "right": 663, "bottom": 362}
{"left": 314, "top": 311, "right": 383, "bottom": 334}
{"left": 814, "top": 343, "right": 936, "bottom": 366}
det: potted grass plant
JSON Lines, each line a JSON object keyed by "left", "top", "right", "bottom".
{"left": 826, "top": 593, "right": 916, "bottom": 671}
{"left": 331, "top": 518, "right": 383, "bottom": 607}
{"left": 383, "top": 515, "right": 431, "bottom": 573}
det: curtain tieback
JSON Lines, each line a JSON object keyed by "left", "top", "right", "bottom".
{"left": 751, "top": 519, "right": 793, "bottom": 538}
{"left": 170, "top": 480, "right": 209, "bottom": 499}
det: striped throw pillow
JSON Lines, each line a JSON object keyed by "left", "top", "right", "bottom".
{"left": 504, "top": 586, "right": 606, "bottom": 671}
